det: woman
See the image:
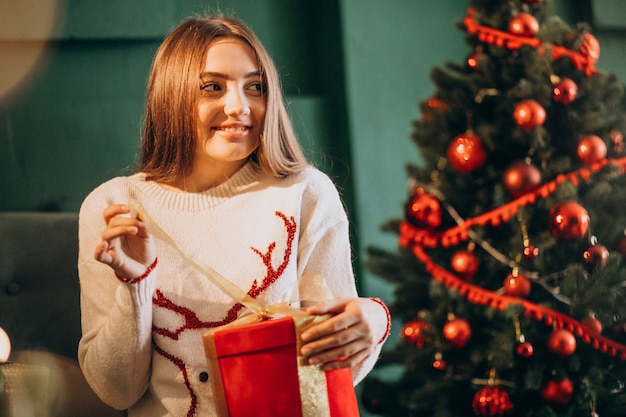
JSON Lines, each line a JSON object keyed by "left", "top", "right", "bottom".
{"left": 78, "top": 15, "right": 390, "bottom": 416}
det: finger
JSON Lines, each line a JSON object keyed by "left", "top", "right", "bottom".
{"left": 106, "top": 215, "right": 150, "bottom": 239}
{"left": 101, "top": 205, "right": 140, "bottom": 239}
{"left": 102, "top": 204, "right": 132, "bottom": 222}
{"left": 301, "top": 300, "right": 365, "bottom": 343}
{"left": 106, "top": 212, "right": 145, "bottom": 230}
{"left": 301, "top": 321, "right": 370, "bottom": 358}
{"left": 300, "top": 313, "right": 360, "bottom": 343}
{"left": 101, "top": 224, "right": 139, "bottom": 241}
{"left": 133, "top": 219, "right": 152, "bottom": 238}
{"left": 94, "top": 241, "right": 115, "bottom": 265}
{"left": 303, "top": 337, "right": 369, "bottom": 368}
{"left": 321, "top": 348, "right": 371, "bottom": 371}
{"left": 305, "top": 297, "right": 348, "bottom": 315}
{"left": 301, "top": 328, "right": 352, "bottom": 357}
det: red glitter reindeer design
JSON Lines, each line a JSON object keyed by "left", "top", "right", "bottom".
{"left": 151, "top": 211, "right": 297, "bottom": 417}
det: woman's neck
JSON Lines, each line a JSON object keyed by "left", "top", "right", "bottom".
{"left": 166, "top": 160, "right": 248, "bottom": 193}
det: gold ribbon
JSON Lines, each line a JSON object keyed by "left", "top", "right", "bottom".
{"left": 295, "top": 314, "right": 332, "bottom": 417}
{"left": 130, "top": 199, "right": 265, "bottom": 315}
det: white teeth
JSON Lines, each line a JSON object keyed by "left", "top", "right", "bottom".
{"left": 217, "top": 126, "right": 248, "bottom": 132}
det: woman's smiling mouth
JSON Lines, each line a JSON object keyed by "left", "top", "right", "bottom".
{"left": 213, "top": 125, "right": 251, "bottom": 138}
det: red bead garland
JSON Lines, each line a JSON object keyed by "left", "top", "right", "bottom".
{"left": 463, "top": 8, "right": 598, "bottom": 76}
{"left": 406, "top": 244, "right": 626, "bottom": 360}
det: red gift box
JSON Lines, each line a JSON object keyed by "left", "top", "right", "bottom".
{"left": 203, "top": 315, "right": 360, "bottom": 417}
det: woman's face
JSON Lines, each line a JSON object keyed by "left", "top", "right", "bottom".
{"left": 194, "top": 37, "right": 266, "bottom": 173}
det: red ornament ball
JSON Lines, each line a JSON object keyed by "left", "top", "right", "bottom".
{"left": 523, "top": 244, "right": 539, "bottom": 260}
{"left": 503, "top": 273, "right": 531, "bottom": 297}
{"left": 515, "top": 341, "right": 534, "bottom": 359}
{"left": 553, "top": 77, "right": 578, "bottom": 104}
{"left": 540, "top": 377, "right": 574, "bottom": 408}
{"left": 447, "top": 133, "right": 487, "bottom": 173}
{"left": 450, "top": 250, "right": 479, "bottom": 280}
{"left": 547, "top": 329, "right": 577, "bottom": 357}
{"left": 467, "top": 52, "right": 480, "bottom": 70}
{"left": 443, "top": 318, "right": 472, "bottom": 348}
{"left": 508, "top": 12, "right": 539, "bottom": 37}
{"left": 432, "top": 357, "right": 447, "bottom": 372}
{"left": 579, "top": 33, "right": 600, "bottom": 62}
{"left": 583, "top": 244, "right": 609, "bottom": 269}
{"left": 405, "top": 190, "right": 442, "bottom": 229}
{"left": 577, "top": 135, "right": 607, "bottom": 165}
{"left": 581, "top": 316, "right": 603, "bottom": 334}
{"left": 472, "top": 386, "right": 514, "bottom": 417}
{"left": 513, "top": 99, "right": 546, "bottom": 131}
{"left": 508, "top": 16, "right": 525, "bottom": 36}
{"left": 503, "top": 160, "right": 541, "bottom": 197}
{"left": 401, "top": 319, "right": 433, "bottom": 347}
{"left": 548, "top": 201, "right": 589, "bottom": 240}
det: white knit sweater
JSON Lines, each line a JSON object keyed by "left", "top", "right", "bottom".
{"left": 78, "top": 162, "right": 381, "bottom": 417}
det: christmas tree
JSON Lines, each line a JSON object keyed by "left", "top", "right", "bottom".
{"left": 362, "top": 1, "right": 626, "bottom": 416}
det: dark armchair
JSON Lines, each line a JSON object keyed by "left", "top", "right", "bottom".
{"left": 0, "top": 211, "right": 123, "bottom": 417}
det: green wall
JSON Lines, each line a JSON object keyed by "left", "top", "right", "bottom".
{"left": 338, "top": 0, "right": 470, "bottom": 302}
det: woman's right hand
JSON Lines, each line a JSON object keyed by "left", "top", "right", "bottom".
{"left": 94, "top": 204, "right": 156, "bottom": 280}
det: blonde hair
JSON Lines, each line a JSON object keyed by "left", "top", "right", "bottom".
{"left": 140, "top": 16, "right": 309, "bottom": 182}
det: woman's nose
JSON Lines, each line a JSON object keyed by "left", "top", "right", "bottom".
{"left": 224, "top": 87, "right": 250, "bottom": 116}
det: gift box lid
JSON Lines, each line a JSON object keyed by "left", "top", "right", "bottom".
{"left": 211, "top": 316, "right": 297, "bottom": 357}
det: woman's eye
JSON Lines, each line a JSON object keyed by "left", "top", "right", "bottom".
{"left": 249, "top": 82, "right": 267, "bottom": 94}
{"left": 201, "top": 83, "right": 221, "bottom": 92}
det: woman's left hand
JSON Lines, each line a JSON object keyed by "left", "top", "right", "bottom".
{"left": 299, "top": 297, "right": 387, "bottom": 371}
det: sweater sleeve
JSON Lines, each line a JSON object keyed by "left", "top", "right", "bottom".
{"left": 77, "top": 181, "right": 155, "bottom": 410}
{"left": 296, "top": 169, "right": 383, "bottom": 385}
